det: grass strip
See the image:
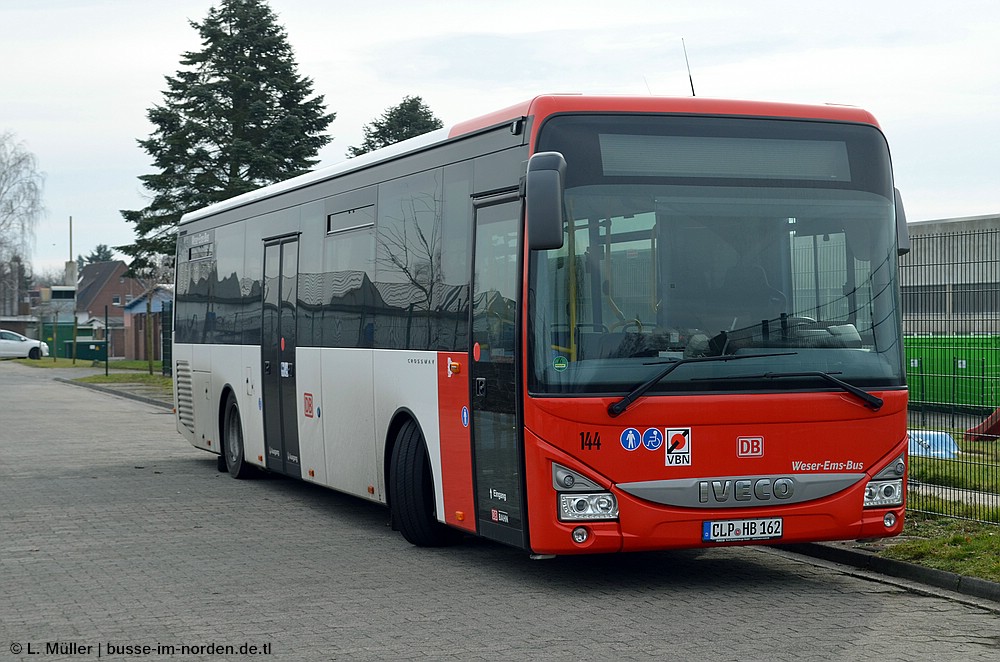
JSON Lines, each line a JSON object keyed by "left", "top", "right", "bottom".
{"left": 876, "top": 513, "right": 1000, "bottom": 583}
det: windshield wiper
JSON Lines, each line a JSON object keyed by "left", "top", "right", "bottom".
{"left": 607, "top": 352, "right": 797, "bottom": 418}
{"left": 699, "top": 370, "right": 883, "bottom": 411}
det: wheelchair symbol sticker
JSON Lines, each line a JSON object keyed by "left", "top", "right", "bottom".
{"left": 642, "top": 428, "right": 664, "bottom": 451}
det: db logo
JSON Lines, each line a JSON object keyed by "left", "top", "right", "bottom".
{"left": 303, "top": 393, "right": 314, "bottom": 419}
{"left": 738, "top": 436, "right": 763, "bottom": 458}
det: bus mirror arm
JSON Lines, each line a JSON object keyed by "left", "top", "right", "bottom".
{"left": 525, "top": 151, "right": 566, "bottom": 250}
{"left": 895, "top": 188, "right": 910, "bottom": 256}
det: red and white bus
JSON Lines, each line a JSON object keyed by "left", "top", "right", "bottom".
{"left": 173, "top": 95, "right": 909, "bottom": 555}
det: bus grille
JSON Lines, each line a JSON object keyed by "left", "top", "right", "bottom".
{"left": 175, "top": 360, "right": 195, "bottom": 433}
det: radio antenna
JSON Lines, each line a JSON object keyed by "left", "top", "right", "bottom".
{"left": 682, "top": 38, "right": 696, "bottom": 97}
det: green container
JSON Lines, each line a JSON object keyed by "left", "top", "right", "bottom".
{"left": 62, "top": 340, "right": 108, "bottom": 362}
{"left": 904, "top": 335, "right": 1000, "bottom": 409}
{"left": 40, "top": 322, "right": 77, "bottom": 358}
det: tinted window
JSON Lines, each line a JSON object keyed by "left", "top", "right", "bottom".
{"left": 175, "top": 229, "right": 216, "bottom": 344}
{"left": 371, "top": 163, "right": 475, "bottom": 351}
{"left": 212, "top": 222, "right": 246, "bottom": 345}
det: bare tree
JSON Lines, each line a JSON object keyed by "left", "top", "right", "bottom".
{"left": 377, "top": 194, "right": 441, "bottom": 309}
{"left": 0, "top": 132, "right": 44, "bottom": 315}
{"left": 30, "top": 265, "right": 67, "bottom": 288}
{"left": 375, "top": 186, "right": 445, "bottom": 348}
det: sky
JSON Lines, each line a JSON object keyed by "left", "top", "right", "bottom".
{"left": 2, "top": 0, "right": 998, "bottom": 274}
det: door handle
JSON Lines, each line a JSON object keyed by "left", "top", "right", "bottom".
{"left": 476, "top": 377, "right": 486, "bottom": 397}
{"left": 264, "top": 360, "right": 271, "bottom": 375}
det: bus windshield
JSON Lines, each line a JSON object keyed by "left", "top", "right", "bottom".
{"left": 528, "top": 114, "right": 905, "bottom": 396}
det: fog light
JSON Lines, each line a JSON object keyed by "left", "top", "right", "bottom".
{"left": 883, "top": 512, "right": 897, "bottom": 528}
{"left": 572, "top": 527, "right": 589, "bottom": 544}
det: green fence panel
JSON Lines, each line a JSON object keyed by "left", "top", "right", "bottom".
{"left": 905, "top": 335, "right": 1000, "bottom": 409}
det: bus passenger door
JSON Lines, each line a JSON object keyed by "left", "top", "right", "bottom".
{"left": 262, "top": 237, "right": 301, "bottom": 478}
{"left": 470, "top": 198, "right": 527, "bottom": 549}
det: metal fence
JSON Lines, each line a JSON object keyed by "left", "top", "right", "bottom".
{"left": 900, "top": 228, "right": 1000, "bottom": 525}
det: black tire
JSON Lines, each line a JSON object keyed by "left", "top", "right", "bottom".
{"left": 223, "top": 393, "right": 253, "bottom": 479}
{"left": 389, "top": 420, "right": 458, "bottom": 547}
{"left": 28, "top": 347, "right": 40, "bottom": 360}
{"left": 217, "top": 453, "right": 228, "bottom": 473}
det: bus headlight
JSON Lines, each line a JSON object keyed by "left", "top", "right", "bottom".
{"left": 863, "top": 479, "right": 904, "bottom": 507}
{"left": 559, "top": 492, "right": 619, "bottom": 521}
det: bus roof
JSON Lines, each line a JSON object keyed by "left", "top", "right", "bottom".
{"left": 448, "top": 95, "right": 880, "bottom": 137}
{"left": 179, "top": 95, "right": 880, "bottom": 226}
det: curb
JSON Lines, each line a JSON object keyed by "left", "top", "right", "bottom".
{"left": 784, "top": 542, "right": 1000, "bottom": 605}
{"left": 54, "top": 377, "right": 174, "bottom": 410}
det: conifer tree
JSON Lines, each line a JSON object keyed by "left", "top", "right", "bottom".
{"left": 119, "top": 0, "right": 333, "bottom": 272}
{"left": 76, "top": 244, "right": 116, "bottom": 271}
{"left": 347, "top": 96, "right": 442, "bottom": 157}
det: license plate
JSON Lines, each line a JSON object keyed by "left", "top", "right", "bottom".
{"left": 702, "top": 517, "right": 783, "bottom": 542}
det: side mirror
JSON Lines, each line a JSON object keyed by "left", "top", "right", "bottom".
{"left": 894, "top": 188, "right": 910, "bottom": 256}
{"left": 525, "top": 151, "right": 566, "bottom": 250}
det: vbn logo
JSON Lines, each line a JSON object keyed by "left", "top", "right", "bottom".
{"left": 738, "top": 436, "right": 763, "bottom": 458}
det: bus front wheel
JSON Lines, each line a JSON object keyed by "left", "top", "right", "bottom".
{"left": 389, "top": 420, "right": 458, "bottom": 547}
{"left": 223, "top": 393, "right": 253, "bottom": 479}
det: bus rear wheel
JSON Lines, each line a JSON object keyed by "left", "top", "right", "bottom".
{"left": 223, "top": 393, "right": 253, "bottom": 479}
{"left": 389, "top": 420, "right": 458, "bottom": 547}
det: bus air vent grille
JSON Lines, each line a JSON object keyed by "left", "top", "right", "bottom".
{"left": 175, "top": 360, "right": 195, "bottom": 433}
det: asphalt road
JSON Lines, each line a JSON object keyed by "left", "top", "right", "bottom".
{"left": 1, "top": 360, "right": 999, "bottom": 661}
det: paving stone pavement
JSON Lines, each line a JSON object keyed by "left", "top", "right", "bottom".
{"left": 2, "top": 360, "right": 999, "bottom": 661}
{"left": 52, "top": 365, "right": 1000, "bottom": 603}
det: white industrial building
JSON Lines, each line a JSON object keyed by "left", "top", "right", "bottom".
{"left": 900, "top": 214, "right": 1000, "bottom": 336}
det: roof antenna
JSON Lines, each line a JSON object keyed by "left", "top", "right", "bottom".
{"left": 682, "top": 38, "right": 696, "bottom": 97}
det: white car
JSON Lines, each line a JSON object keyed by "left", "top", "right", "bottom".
{"left": 0, "top": 329, "right": 50, "bottom": 359}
